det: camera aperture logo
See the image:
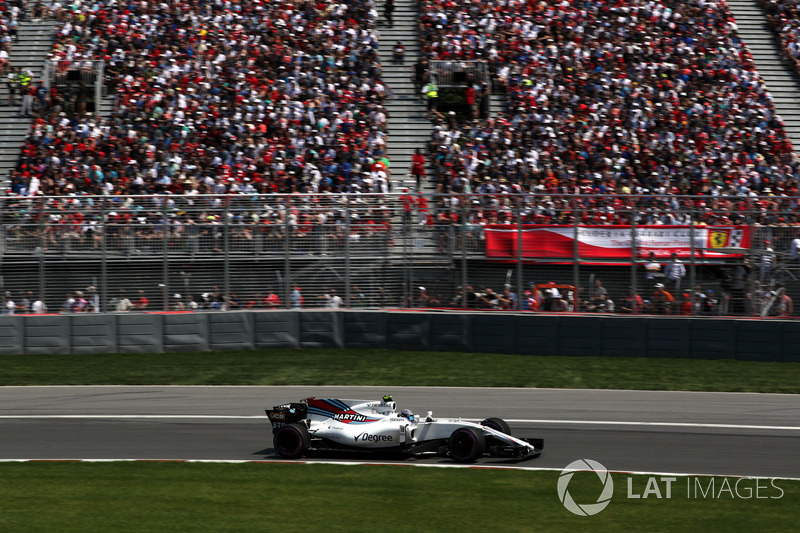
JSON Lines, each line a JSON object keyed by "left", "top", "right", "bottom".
{"left": 558, "top": 459, "right": 786, "bottom": 517}
{"left": 558, "top": 459, "right": 614, "bottom": 516}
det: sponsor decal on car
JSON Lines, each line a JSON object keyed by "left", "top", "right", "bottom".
{"left": 269, "top": 412, "right": 286, "bottom": 420}
{"left": 354, "top": 433, "right": 393, "bottom": 443}
{"left": 334, "top": 412, "right": 368, "bottom": 422}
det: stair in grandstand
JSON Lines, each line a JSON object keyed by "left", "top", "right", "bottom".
{"left": 0, "top": 16, "right": 57, "bottom": 186}
{"left": 377, "top": 1, "right": 433, "bottom": 192}
{"left": 728, "top": 0, "right": 800, "bottom": 152}
{"left": 490, "top": 91, "right": 506, "bottom": 118}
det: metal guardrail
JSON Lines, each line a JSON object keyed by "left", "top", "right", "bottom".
{"left": 429, "top": 60, "right": 489, "bottom": 87}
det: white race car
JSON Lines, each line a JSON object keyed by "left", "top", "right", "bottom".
{"left": 266, "top": 396, "right": 543, "bottom": 463}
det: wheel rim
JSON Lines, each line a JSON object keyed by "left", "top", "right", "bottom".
{"left": 276, "top": 428, "right": 301, "bottom": 455}
{"left": 451, "top": 430, "right": 476, "bottom": 460}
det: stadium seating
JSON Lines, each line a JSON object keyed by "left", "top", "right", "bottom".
{"left": 418, "top": 0, "right": 798, "bottom": 223}
{"left": 11, "top": 0, "right": 391, "bottom": 198}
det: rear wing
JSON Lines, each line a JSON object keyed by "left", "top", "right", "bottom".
{"left": 265, "top": 402, "right": 308, "bottom": 433}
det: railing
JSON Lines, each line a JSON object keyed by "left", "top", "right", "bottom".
{"left": 429, "top": 60, "right": 489, "bottom": 87}
{"left": 0, "top": 194, "right": 796, "bottom": 317}
{"left": 42, "top": 59, "right": 105, "bottom": 117}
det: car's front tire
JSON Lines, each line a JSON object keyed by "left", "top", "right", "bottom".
{"left": 480, "top": 417, "right": 511, "bottom": 435}
{"left": 273, "top": 423, "right": 310, "bottom": 459}
{"left": 448, "top": 426, "right": 486, "bottom": 463}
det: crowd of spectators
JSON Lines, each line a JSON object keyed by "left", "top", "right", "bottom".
{"left": 764, "top": 0, "right": 800, "bottom": 75}
{"left": 0, "top": 1, "right": 26, "bottom": 83}
{"left": 418, "top": 0, "right": 800, "bottom": 225}
{"left": 9, "top": 0, "right": 396, "bottom": 198}
{"left": 4, "top": 0, "right": 800, "bottom": 230}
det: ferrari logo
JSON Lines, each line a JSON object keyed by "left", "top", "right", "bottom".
{"left": 709, "top": 231, "right": 729, "bottom": 248}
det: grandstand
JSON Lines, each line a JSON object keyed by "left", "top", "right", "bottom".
{"left": 0, "top": 0, "right": 798, "bottom": 316}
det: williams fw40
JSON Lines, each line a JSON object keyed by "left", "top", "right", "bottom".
{"left": 266, "top": 396, "right": 543, "bottom": 463}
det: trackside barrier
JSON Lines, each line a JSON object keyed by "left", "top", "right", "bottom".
{"left": 208, "top": 312, "right": 255, "bottom": 352}
{"left": 25, "top": 315, "right": 69, "bottom": 355}
{"left": 0, "top": 311, "right": 798, "bottom": 362}
{"left": 344, "top": 312, "right": 387, "bottom": 350}
{"left": 71, "top": 314, "right": 116, "bottom": 354}
{"left": 163, "top": 313, "right": 209, "bottom": 352}
{"left": 299, "top": 312, "right": 344, "bottom": 349}
{"left": 0, "top": 316, "right": 23, "bottom": 355}
{"left": 254, "top": 311, "right": 298, "bottom": 349}
{"left": 117, "top": 314, "right": 162, "bottom": 353}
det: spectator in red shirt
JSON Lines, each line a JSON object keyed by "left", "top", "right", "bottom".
{"left": 411, "top": 148, "right": 427, "bottom": 192}
{"left": 265, "top": 290, "right": 281, "bottom": 309}
{"left": 464, "top": 85, "right": 475, "bottom": 119}
{"left": 679, "top": 294, "right": 693, "bottom": 316}
{"left": 134, "top": 290, "right": 148, "bottom": 311}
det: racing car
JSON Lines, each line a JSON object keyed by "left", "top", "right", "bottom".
{"left": 266, "top": 396, "right": 543, "bottom": 463}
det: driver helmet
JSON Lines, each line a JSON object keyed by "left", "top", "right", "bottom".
{"left": 399, "top": 409, "right": 415, "bottom": 422}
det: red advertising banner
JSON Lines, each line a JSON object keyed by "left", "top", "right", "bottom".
{"left": 485, "top": 225, "right": 752, "bottom": 262}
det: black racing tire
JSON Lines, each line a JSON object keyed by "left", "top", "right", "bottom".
{"left": 448, "top": 426, "right": 486, "bottom": 463}
{"left": 480, "top": 417, "right": 511, "bottom": 435}
{"left": 273, "top": 423, "right": 310, "bottom": 459}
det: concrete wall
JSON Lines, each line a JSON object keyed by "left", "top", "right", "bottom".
{"left": 0, "top": 311, "right": 795, "bottom": 361}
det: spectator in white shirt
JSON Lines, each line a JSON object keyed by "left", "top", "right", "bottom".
{"left": 664, "top": 253, "right": 687, "bottom": 290}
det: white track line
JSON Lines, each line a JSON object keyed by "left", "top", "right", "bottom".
{"left": 2, "top": 385, "right": 798, "bottom": 397}
{"left": 1, "top": 415, "right": 799, "bottom": 432}
{"left": 0, "top": 458, "right": 798, "bottom": 481}
{"left": 504, "top": 419, "right": 800, "bottom": 431}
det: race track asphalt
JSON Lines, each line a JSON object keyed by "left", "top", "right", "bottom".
{"left": 0, "top": 386, "right": 798, "bottom": 478}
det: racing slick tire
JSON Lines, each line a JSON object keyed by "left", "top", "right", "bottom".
{"left": 273, "top": 423, "right": 311, "bottom": 459}
{"left": 480, "top": 417, "right": 511, "bottom": 435}
{"left": 448, "top": 427, "right": 486, "bottom": 463}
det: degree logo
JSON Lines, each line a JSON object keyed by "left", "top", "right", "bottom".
{"left": 354, "top": 433, "right": 392, "bottom": 443}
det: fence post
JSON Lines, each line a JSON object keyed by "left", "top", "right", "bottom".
{"left": 162, "top": 197, "right": 169, "bottom": 311}
{"left": 223, "top": 196, "right": 231, "bottom": 308}
{"left": 572, "top": 197, "right": 580, "bottom": 310}
{"left": 345, "top": 196, "right": 351, "bottom": 308}
{"left": 37, "top": 199, "right": 45, "bottom": 305}
{"left": 284, "top": 196, "right": 291, "bottom": 309}
{"left": 100, "top": 197, "right": 107, "bottom": 313}
{"left": 516, "top": 200, "right": 523, "bottom": 310}
{"left": 630, "top": 201, "right": 637, "bottom": 313}
{"left": 403, "top": 199, "right": 409, "bottom": 307}
{"left": 408, "top": 195, "right": 415, "bottom": 307}
{"left": 690, "top": 207, "right": 696, "bottom": 315}
{"left": 461, "top": 194, "right": 468, "bottom": 308}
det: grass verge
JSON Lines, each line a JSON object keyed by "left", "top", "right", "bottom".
{"left": 0, "top": 349, "right": 798, "bottom": 393}
{"left": 0, "top": 462, "right": 795, "bottom": 533}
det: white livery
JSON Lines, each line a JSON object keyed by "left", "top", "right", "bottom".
{"left": 266, "top": 396, "right": 543, "bottom": 463}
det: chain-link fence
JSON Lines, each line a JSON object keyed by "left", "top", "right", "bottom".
{"left": 0, "top": 194, "right": 795, "bottom": 317}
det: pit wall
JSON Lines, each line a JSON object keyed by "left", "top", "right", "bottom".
{"left": 0, "top": 311, "right": 796, "bottom": 361}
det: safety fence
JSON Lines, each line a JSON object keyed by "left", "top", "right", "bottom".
{"left": 0, "top": 194, "right": 797, "bottom": 318}
{"left": 0, "top": 310, "right": 798, "bottom": 361}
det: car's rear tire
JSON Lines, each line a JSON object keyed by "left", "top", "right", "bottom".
{"left": 448, "top": 427, "right": 486, "bottom": 463}
{"left": 480, "top": 417, "right": 511, "bottom": 435}
{"left": 273, "top": 423, "right": 310, "bottom": 459}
